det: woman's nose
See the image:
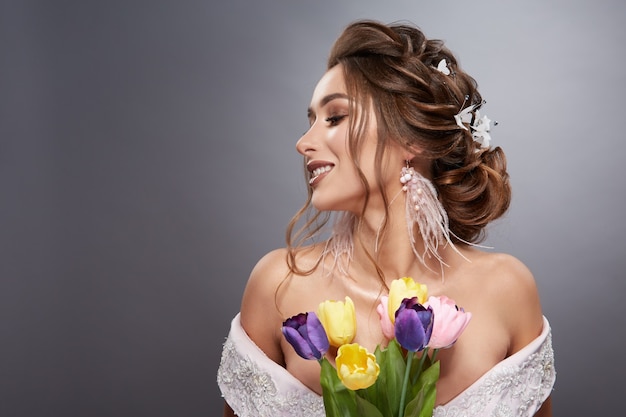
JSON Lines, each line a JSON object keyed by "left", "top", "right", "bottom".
{"left": 296, "top": 126, "right": 316, "bottom": 156}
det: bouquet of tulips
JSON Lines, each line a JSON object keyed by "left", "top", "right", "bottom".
{"left": 281, "top": 277, "right": 471, "bottom": 417}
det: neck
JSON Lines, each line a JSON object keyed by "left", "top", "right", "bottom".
{"left": 347, "top": 191, "right": 451, "bottom": 285}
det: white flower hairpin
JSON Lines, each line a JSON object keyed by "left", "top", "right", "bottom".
{"left": 454, "top": 97, "right": 494, "bottom": 149}
{"left": 434, "top": 61, "right": 496, "bottom": 149}
{"left": 435, "top": 59, "right": 451, "bottom": 75}
{"left": 468, "top": 111, "right": 492, "bottom": 148}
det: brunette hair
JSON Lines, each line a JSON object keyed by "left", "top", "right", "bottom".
{"left": 286, "top": 20, "right": 510, "bottom": 275}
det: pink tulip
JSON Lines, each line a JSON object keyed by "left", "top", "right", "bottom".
{"left": 424, "top": 295, "right": 472, "bottom": 349}
{"left": 376, "top": 296, "right": 395, "bottom": 340}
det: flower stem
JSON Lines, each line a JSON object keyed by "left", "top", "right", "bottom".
{"left": 431, "top": 348, "right": 439, "bottom": 364}
{"left": 411, "top": 347, "right": 429, "bottom": 386}
{"left": 398, "top": 351, "right": 414, "bottom": 417}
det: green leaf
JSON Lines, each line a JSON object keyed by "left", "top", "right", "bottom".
{"left": 319, "top": 358, "right": 357, "bottom": 417}
{"left": 416, "top": 361, "right": 439, "bottom": 417}
{"left": 404, "top": 361, "right": 440, "bottom": 417}
{"left": 355, "top": 394, "right": 385, "bottom": 417}
{"left": 358, "top": 383, "right": 381, "bottom": 413}
{"left": 373, "top": 340, "right": 406, "bottom": 417}
{"left": 386, "top": 340, "right": 407, "bottom": 415}
{"left": 403, "top": 390, "right": 424, "bottom": 417}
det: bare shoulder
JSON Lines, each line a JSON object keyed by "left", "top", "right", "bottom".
{"left": 242, "top": 248, "right": 291, "bottom": 302}
{"left": 239, "top": 244, "right": 327, "bottom": 365}
{"left": 476, "top": 252, "right": 538, "bottom": 296}
{"left": 239, "top": 248, "right": 291, "bottom": 365}
{"left": 470, "top": 251, "right": 545, "bottom": 353}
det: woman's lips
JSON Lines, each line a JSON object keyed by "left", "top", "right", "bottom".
{"left": 307, "top": 161, "right": 334, "bottom": 186}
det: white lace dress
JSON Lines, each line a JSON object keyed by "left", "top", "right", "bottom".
{"left": 217, "top": 314, "right": 555, "bottom": 417}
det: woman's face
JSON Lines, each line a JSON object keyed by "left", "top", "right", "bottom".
{"left": 296, "top": 65, "right": 405, "bottom": 213}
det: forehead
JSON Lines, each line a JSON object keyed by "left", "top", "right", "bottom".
{"left": 309, "top": 64, "right": 347, "bottom": 107}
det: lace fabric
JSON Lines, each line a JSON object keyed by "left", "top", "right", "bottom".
{"left": 217, "top": 314, "right": 324, "bottom": 417}
{"left": 432, "top": 316, "right": 556, "bottom": 417}
{"left": 217, "top": 314, "right": 555, "bottom": 417}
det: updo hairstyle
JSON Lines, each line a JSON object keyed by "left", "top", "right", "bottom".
{"left": 326, "top": 20, "right": 511, "bottom": 244}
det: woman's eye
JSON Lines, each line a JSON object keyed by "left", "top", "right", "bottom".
{"left": 325, "top": 115, "right": 347, "bottom": 126}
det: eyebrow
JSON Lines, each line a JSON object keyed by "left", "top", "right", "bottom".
{"left": 307, "top": 93, "right": 350, "bottom": 119}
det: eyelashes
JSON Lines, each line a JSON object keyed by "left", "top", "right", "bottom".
{"left": 302, "top": 114, "right": 348, "bottom": 135}
{"left": 325, "top": 114, "right": 348, "bottom": 126}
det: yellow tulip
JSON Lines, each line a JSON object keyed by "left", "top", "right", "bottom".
{"left": 388, "top": 277, "right": 428, "bottom": 323}
{"left": 317, "top": 296, "right": 356, "bottom": 347}
{"left": 336, "top": 343, "right": 380, "bottom": 390}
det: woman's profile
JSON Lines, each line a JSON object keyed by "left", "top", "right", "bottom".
{"left": 218, "top": 19, "right": 555, "bottom": 417}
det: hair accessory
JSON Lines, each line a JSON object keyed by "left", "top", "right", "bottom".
{"left": 435, "top": 59, "right": 451, "bottom": 75}
{"left": 454, "top": 96, "right": 493, "bottom": 149}
{"left": 400, "top": 162, "right": 462, "bottom": 272}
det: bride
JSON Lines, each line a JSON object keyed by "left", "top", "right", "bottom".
{"left": 218, "top": 19, "right": 555, "bottom": 417}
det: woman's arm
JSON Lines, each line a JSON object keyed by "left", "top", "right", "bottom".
{"left": 220, "top": 249, "right": 288, "bottom": 417}
{"left": 535, "top": 396, "right": 552, "bottom": 417}
{"left": 239, "top": 249, "right": 289, "bottom": 365}
{"left": 495, "top": 255, "right": 552, "bottom": 417}
{"left": 223, "top": 402, "right": 236, "bottom": 417}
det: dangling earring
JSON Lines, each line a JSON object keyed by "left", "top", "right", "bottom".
{"left": 325, "top": 211, "right": 356, "bottom": 276}
{"left": 400, "top": 161, "right": 460, "bottom": 271}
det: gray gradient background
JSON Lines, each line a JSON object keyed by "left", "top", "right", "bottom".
{"left": 1, "top": 0, "right": 624, "bottom": 416}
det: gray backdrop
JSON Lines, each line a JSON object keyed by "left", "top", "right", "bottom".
{"left": 1, "top": 0, "right": 624, "bottom": 416}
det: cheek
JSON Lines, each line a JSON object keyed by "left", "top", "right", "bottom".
{"left": 326, "top": 127, "right": 349, "bottom": 153}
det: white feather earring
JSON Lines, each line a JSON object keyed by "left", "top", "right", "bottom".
{"left": 400, "top": 161, "right": 464, "bottom": 272}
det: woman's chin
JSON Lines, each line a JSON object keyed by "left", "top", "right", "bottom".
{"left": 310, "top": 198, "right": 356, "bottom": 214}
{"left": 310, "top": 199, "right": 332, "bottom": 212}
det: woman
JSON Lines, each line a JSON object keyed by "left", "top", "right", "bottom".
{"left": 218, "top": 20, "right": 555, "bottom": 417}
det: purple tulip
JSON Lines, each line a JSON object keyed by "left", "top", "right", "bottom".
{"left": 281, "top": 312, "right": 329, "bottom": 360}
{"left": 394, "top": 297, "right": 434, "bottom": 352}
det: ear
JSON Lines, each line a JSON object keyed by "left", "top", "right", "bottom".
{"left": 402, "top": 150, "right": 419, "bottom": 161}
{"left": 401, "top": 143, "right": 422, "bottom": 160}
